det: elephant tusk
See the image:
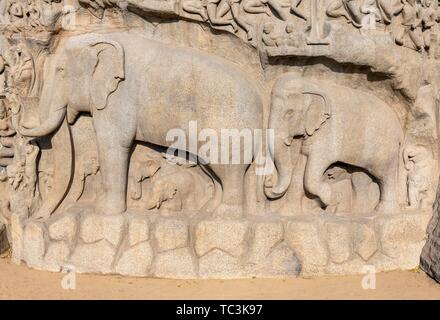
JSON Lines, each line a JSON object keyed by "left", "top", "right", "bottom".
{"left": 283, "top": 136, "right": 293, "bottom": 146}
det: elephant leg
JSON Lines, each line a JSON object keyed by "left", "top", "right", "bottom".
{"left": 95, "top": 137, "right": 131, "bottom": 215}
{"left": 210, "top": 164, "right": 247, "bottom": 218}
{"left": 375, "top": 162, "right": 400, "bottom": 213}
{"left": 304, "top": 156, "right": 332, "bottom": 208}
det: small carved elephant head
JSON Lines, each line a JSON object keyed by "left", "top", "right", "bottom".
{"left": 129, "top": 159, "right": 161, "bottom": 200}
{"left": 147, "top": 180, "right": 178, "bottom": 210}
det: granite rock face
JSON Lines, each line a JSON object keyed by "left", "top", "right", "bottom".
{"left": 0, "top": 0, "right": 438, "bottom": 279}
{"left": 421, "top": 183, "right": 440, "bottom": 283}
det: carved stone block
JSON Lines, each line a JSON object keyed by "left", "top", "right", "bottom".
{"left": 71, "top": 240, "right": 116, "bottom": 274}
{"left": 285, "top": 221, "right": 329, "bottom": 267}
{"left": 154, "top": 219, "right": 188, "bottom": 252}
{"left": 195, "top": 220, "right": 249, "bottom": 258}
{"left": 115, "top": 241, "right": 154, "bottom": 276}
{"left": 153, "top": 247, "right": 197, "bottom": 279}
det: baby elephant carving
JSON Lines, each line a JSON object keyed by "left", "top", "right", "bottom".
{"left": 129, "top": 159, "right": 161, "bottom": 201}
{"left": 146, "top": 169, "right": 213, "bottom": 213}
{"left": 265, "top": 74, "right": 404, "bottom": 213}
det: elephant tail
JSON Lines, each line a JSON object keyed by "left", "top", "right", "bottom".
{"left": 33, "top": 119, "right": 73, "bottom": 219}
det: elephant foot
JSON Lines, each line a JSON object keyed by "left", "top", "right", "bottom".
{"left": 212, "top": 203, "right": 243, "bottom": 219}
{"left": 375, "top": 200, "right": 400, "bottom": 214}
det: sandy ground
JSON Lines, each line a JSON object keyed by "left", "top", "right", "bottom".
{"left": 1, "top": 256, "right": 440, "bottom": 300}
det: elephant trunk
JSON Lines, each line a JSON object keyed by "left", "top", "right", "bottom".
{"left": 264, "top": 133, "right": 295, "bottom": 199}
{"left": 17, "top": 107, "right": 67, "bottom": 138}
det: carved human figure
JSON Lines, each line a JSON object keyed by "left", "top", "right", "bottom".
{"left": 291, "top": 0, "right": 307, "bottom": 21}
{"left": 376, "top": 0, "right": 404, "bottom": 24}
{"left": 421, "top": 0, "right": 437, "bottom": 50}
{"left": 182, "top": 0, "right": 209, "bottom": 21}
{"left": 16, "top": 33, "right": 263, "bottom": 218}
{"left": 242, "top": 0, "right": 288, "bottom": 21}
{"left": 327, "top": 0, "right": 364, "bottom": 27}
{"left": 206, "top": 0, "right": 239, "bottom": 34}
{"left": 395, "top": 0, "right": 423, "bottom": 51}
{"left": 284, "top": 24, "right": 298, "bottom": 47}
{"left": 264, "top": 74, "right": 403, "bottom": 213}
{"left": 23, "top": 142, "right": 39, "bottom": 198}
{"left": 403, "top": 145, "right": 436, "bottom": 209}
{"left": 262, "top": 23, "right": 277, "bottom": 46}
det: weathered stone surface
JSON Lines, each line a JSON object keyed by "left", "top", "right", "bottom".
{"left": 323, "top": 257, "right": 368, "bottom": 276}
{"left": 247, "top": 242, "right": 300, "bottom": 277}
{"left": 115, "top": 242, "right": 153, "bottom": 276}
{"left": 128, "top": 216, "right": 150, "bottom": 246}
{"left": 10, "top": 213, "right": 25, "bottom": 264}
{"left": 153, "top": 247, "right": 196, "bottom": 279}
{"left": 325, "top": 222, "right": 352, "bottom": 264}
{"left": 352, "top": 223, "right": 378, "bottom": 261}
{"left": 372, "top": 242, "right": 426, "bottom": 272}
{"left": 195, "top": 220, "right": 248, "bottom": 257}
{"left": 44, "top": 241, "right": 70, "bottom": 272}
{"left": 48, "top": 212, "right": 78, "bottom": 244}
{"left": 421, "top": 187, "right": 440, "bottom": 282}
{"left": 23, "top": 222, "right": 47, "bottom": 269}
{"left": 154, "top": 219, "right": 188, "bottom": 252}
{"left": 71, "top": 240, "right": 116, "bottom": 274}
{"left": 80, "top": 214, "right": 124, "bottom": 246}
{"left": 248, "top": 222, "right": 283, "bottom": 263}
{"left": 199, "top": 249, "right": 243, "bottom": 279}
{"left": 285, "top": 221, "right": 328, "bottom": 267}
{"left": 377, "top": 213, "right": 430, "bottom": 257}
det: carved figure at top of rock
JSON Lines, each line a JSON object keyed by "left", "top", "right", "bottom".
{"left": 420, "top": 0, "right": 437, "bottom": 50}
{"left": 264, "top": 74, "right": 404, "bottom": 213}
{"left": 290, "top": 0, "right": 307, "bottom": 21}
{"left": 181, "top": 0, "right": 209, "bottom": 21}
{"left": 326, "top": 0, "right": 382, "bottom": 28}
{"left": 262, "top": 22, "right": 278, "bottom": 46}
{"left": 403, "top": 144, "right": 437, "bottom": 209}
{"left": 396, "top": 0, "right": 423, "bottom": 51}
{"left": 16, "top": 32, "right": 263, "bottom": 219}
{"left": 242, "top": 0, "right": 289, "bottom": 21}
{"left": 376, "top": 0, "right": 404, "bottom": 24}
{"left": 79, "top": 0, "right": 121, "bottom": 18}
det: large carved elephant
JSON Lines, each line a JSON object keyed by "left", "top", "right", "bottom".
{"left": 265, "top": 74, "right": 403, "bottom": 213}
{"left": 16, "top": 32, "right": 263, "bottom": 218}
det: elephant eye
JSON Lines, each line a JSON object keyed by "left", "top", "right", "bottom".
{"left": 283, "top": 109, "right": 295, "bottom": 120}
{"left": 56, "top": 67, "right": 65, "bottom": 73}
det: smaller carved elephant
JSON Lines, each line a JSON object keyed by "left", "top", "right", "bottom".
{"left": 146, "top": 169, "right": 213, "bottom": 212}
{"left": 265, "top": 74, "right": 404, "bottom": 213}
{"left": 128, "top": 159, "right": 161, "bottom": 201}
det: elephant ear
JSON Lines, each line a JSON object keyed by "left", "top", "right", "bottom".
{"left": 89, "top": 41, "right": 125, "bottom": 110}
{"left": 304, "top": 92, "right": 331, "bottom": 136}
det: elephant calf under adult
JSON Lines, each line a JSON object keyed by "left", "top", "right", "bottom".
{"left": 265, "top": 74, "right": 404, "bottom": 213}
{"left": 17, "top": 32, "right": 263, "bottom": 218}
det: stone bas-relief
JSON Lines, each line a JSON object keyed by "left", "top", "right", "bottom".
{"left": 0, "top": 0, "right": 439, "bottom": 278}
